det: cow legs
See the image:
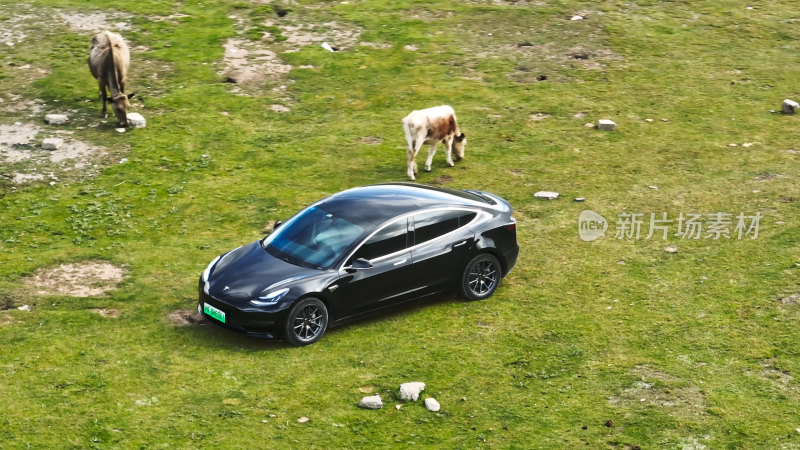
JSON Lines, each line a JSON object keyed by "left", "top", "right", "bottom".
{"left": 443, "top": 137, "right": 455, "bottom": 167}
{"left": 407, "top": 138, "right": 422, "bottom": 181}
{"left": 424, "top": 142, "right": 438, "bottom": 172}
{"left": 98, "top": 81, "right": 108, "bottom": 119}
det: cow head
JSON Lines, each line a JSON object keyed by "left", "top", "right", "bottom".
{"left": 453, "top": 133, "right": 466, "bottom": 160}
{"left": 110, "top": 93, "right": 135, "bottom": 126}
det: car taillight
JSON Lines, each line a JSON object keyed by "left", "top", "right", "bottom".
{"left": 505, "top": 223, "right": 516, "bottom": 231}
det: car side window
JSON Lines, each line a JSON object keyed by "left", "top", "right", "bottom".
{"left": 352, "top": 219, "right": 409, "bottom": 261}
{"left": 412, "top": 210, "right": 461, "bottom": 245}
{"left": 459, "top": 211, "right": 477, "bottom": 226}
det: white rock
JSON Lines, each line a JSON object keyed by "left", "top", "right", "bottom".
{"left": 115, "top": 128, "right": 126, "bottom": 133}
{"left": 424, "top": 398, "right": 440, "bottom": 412}
{"left": 297, "top": 416, "right": 309, "bottom": 423}
{"left": 358, "top": 394, "right": 382, "bottom": 409}
{"left": 44, "top": 114, "right": 68, "bottom": 125}
{"left": 570, "top": 15, "right": 584, "bottom": 21}
{"left": 127, "top": 112, "right": 146, "bottom": 128}
{"left": 395, "top": 404, "right": 402, "bottom": 410}
{"left": 534, "top": 191, "right": 559, "bottom": 200}
{"left": 573, "top": 197, "right": 586, "bottom": 202}
{"left": 597, "top": 119, "right": 616, "bottom": 130}
{"left": 782, "top": 99, "right": 798, "bottom": 114}
{"left": 399, "top": 382, "right": 426, "bottom": 401}
{"left": 321, "top": 42, "right": 336, "bottom": 52}
{"left": 664, "top": 245, "right": 678, "bottom": 253}
{"left": 41, "top": 138, "right": 64, "bottom": 150}
{"left": 18, "top": 305, "right": 30, "bottom": 311}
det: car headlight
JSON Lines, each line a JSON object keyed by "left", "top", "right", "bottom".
{"left": 202, "top": 255, "right": 221, "bottom": 282}
{"left": 250, "top": 288, "right": 290, "bottom": 306}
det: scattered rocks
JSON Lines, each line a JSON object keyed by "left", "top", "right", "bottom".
{"left": 41, "top": 137, "right": 63, "bottom": 150}
{"left": 782, "top": 99, "right": 798, "bottom": 114}
{"left": 424, "top": 398, "right": 440, "bottom": 412}
{"left": 126, "top": 112, "right": 146, "bottom": 128}
{"left": 534, "top": 191, "right": 559, "bottom": 200}
{"left": 359, "top": 394, "right": 382, "bottom": 409}
{"left": 597, "top": 119, "right": 616, "bottom": 130}
{"left": 779, "top": 294, "right": 799, "bottom": 305}
{"left": 44, "top": 114, "right": 68, "bottom": 125}
{"left": 399, "top": 382, "right": 425, "bottom": 401}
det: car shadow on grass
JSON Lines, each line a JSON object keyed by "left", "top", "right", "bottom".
{"left": 175, "top": 293, "right": 467, "bottom": 351}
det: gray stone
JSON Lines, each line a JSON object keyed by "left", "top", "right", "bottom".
{"left": 782, "top": 99, "right": 799, "bottom": 114}
{"left": 424, "top": 398, "right": 440, "bottom": 412}
{"left": 41, "top": 138, "right": 64, "bottom": 150}
{"left": 358, "top": 394, "right": 382, "bottom": 410}
{"left": 534, "top": 191, "right": 559, "bottom": 200}
{"left": 573, "top": 197, "right": 586, "bottom": 202}
{"left": 399, "top": 382, "right": 426, "bottom": 401}
{"left": 597, "top": 119, "right": 616, "bottom": 130}
{"left": 44, "top": 114, "right": 68, "bottom": 125}
{"left": 127, "top": 112, "right": 146, "bottom": 128}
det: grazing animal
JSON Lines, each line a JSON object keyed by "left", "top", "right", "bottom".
{"left": 88, "top": 30, "right": 134, "bottom": 126}
{"left": 402, "top": 105, "right": 466, "bottom": 181}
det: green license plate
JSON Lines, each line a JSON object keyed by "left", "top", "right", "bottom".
{"left": 203, "top": 303, "right": 226, "bottom": 323}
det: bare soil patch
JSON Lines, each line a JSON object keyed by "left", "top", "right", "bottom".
{"left": 359, "top": 136, "right": 384, "bottom": 145}
{"left": 91, "top": 308, "right": 122, "bottom": 318}
{"left": 26, "top": 261, "right": 125, "bottom": 297}
{"left": 431, "top": 174, "right": 454, "bottom": 185}
{"left": 0, "top": 122, "right": 107, "bottom": 185}
{"left": 608, "top": 365, "right": 707, "bottom": 417}
{"left": 167, "top": 309, "right": 204, "bottom": 326}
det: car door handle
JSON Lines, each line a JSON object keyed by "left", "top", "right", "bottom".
{"left": 393, "top": 258, "right": 408, "bottom": 266}
{"left": 452, "top": 240, "right": 468, "bottom": 248}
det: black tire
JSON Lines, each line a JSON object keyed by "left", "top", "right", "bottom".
{"left": 459, "top": 254, "right": 501, "bottom": 301}
{"left": 284, "top": 298, "right": 328, "bottom": 346}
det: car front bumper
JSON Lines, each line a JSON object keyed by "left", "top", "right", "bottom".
{"left": 198, "top": 280, "right": 287, "bottom": 339}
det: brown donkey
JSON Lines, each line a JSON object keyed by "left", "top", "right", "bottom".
{"left": 88, "top": 30, "right": 134, "bottom": 126}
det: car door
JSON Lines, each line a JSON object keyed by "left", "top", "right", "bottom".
{"left": 332, "top": 218, "right": 416, "bottom": 319}
{"left": 408, "top": 210, "right": 477, "bottom": 292}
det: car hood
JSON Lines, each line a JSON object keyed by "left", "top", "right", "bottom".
{"left": 207, "top": 240, "right": 320, "bottom": 301}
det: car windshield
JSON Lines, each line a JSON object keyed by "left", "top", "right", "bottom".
{"left": 262, "top": 206, "right": 365, "bottom": 269}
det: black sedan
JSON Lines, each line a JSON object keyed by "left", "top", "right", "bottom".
{"left": 198, "top": 183, "right": 518, "bottom": 346}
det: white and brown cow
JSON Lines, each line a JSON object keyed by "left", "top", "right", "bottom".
{"left": 88, "top": 30, "right": 134, "bottom": 126}
{"left": 402, "top": 105, "right": 466, "bottom": 181}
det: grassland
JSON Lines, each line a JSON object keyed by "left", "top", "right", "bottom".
{"left": 1, "top": 0, "right": 799, "bottom": 447}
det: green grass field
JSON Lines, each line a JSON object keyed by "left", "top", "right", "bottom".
{"left": 1, "top": 0, "right": 799, "bottom": 447}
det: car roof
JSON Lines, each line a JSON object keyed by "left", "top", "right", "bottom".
{"left": 316, "top": 183, "right": 492, "bottom": 227}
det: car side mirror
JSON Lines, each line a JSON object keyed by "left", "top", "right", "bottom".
{"left": 273, "top": 220, "right": 283, "bottom": 230}
{"left": 345, "top": 258, "right": 373, "bottom": 273}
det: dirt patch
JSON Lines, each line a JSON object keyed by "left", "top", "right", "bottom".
{"left": 756, "top": 359, "right": 793, "bottom": 388}
{"left": 359, "top": 136, "right": 384, "bottom": 145}
{"left": 91, "top": 308, "right": 121, "bottom": 318}
{"left": 0, "top": 122, "right": 107, "bottom": 185}
{"left": 26, "top": 261, "right": 125, "bottom": 297}
{"left": 779, "top": 293, "right": 800, "bottom": 305}
{"left": 270, "top": 104, "right": 291, "bottom": 113}
{"left": 167, "top": 309, "right": 204, "bottom": 326}
{"left": 59, "top": 11, "right": 132, "bottom": 33}
{"left": 431, "top": 174, "right": 454, "bottom": 185}
{"left": 608, "top": 365, "right": 707, "bottom": 416}
{"left": 220, "top": 38, "right": 292, "bottom": 87}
